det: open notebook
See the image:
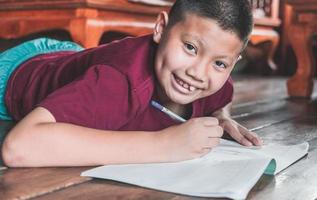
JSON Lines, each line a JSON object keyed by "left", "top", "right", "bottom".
{"left": 81, "top": 139, "right": 309, "bottom": 200}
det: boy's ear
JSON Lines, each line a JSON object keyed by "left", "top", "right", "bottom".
{"left": 153, "top": 11, "right": 169, "bottom": 44}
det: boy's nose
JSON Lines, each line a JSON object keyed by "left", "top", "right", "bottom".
{"left": 185, "top": 63, "right": 208, "bottom": 83}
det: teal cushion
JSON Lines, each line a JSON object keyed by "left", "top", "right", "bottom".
{"left": 0, "top": 38, "right": 84, "bottom": 120}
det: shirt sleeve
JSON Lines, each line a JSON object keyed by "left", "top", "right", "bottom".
{"left": 39, "top": 65, "right": 137, "bottom": 130}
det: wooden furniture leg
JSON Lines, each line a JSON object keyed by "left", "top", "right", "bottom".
{"left": 69, "top": 9, "right": 104, "bottom": 48}
{"left": 287, "top": 24, "right": 317, "bottom": 98}
{"left": 69, "top": 19, "right": 104, "bottom": 48}
{"left": 250, "top": 28, "right": 280, "bottom": 71}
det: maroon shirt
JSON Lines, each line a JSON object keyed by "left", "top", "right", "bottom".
{"left": 5, "top": 35, "right": 233, "bottom": 131}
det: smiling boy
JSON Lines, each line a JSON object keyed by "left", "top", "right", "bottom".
{"left": 1, "top": 0, "right": 262, "bottom": 167}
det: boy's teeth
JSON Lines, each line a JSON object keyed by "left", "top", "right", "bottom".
{"left": 175, "top": 76, "right": 197, "bottom": 92}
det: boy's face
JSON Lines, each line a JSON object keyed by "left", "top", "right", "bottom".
{"left": 153, "top": 12, "right": 243, "bottom": 105}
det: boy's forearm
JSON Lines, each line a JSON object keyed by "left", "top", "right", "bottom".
{"left": 2, "top": 122, "right": 167, "bottom": 167}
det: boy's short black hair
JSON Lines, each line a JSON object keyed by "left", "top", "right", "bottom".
{"left": 167, "top": 0, "right": 253, "bottom": 46}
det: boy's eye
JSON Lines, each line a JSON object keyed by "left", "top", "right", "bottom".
{"left": 184, "top": 43, "right": 197, "bottom": 55}
{"left": 215, "top": 61, "right": 227, "bottom": 69}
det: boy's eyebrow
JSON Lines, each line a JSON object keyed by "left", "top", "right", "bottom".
{"left": 213, "top": 55, "right": 234, "bottom": 62}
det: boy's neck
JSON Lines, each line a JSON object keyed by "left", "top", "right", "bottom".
{"left": 164, "top": 102, "right": 192, "bottom": 120}
{"left": 155, "top": 84, "right": 192, "bottom": 119}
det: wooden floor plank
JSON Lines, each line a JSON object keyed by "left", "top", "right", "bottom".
{"left": 0, "top": 167, "right": 91, "bottom": 200}
{"left": 255, "top": 116, "right": 317, "bottom": 145}
{"left": 233, "top": 99, "right": 317, "bottom": 132}
{"left": 32, "top": 179, "right": 179, "bottom": 200}
{"left": 248, "top": 121, "right": 317, "bottom": 200}
{"left": 249, "top": 148, "right": 317, "bottom": 200}
{"left": 235, "top": 106, "right": 295, "bottom": 131}
{"left": 231, "top": 99, "right": 289, "bottom": 117}
{"left": 232, "top": 97, "right": 317, "bottom": 119}
{"left": 232, "top": 97, "right": 317, "bottom": 137}
{"left": 232, "top": 76, "right": 288, "bottom": 105}
{"left": 244, "top": 97, "right": 317, "bottom": 199}
{"left": 232, "top": 76, "right": 317, "bottom": 106}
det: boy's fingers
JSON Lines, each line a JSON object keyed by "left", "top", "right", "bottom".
{"left": 246, "top": 133, "right": 263, "bottom": 146}
{"left": 225, "top": 124, "right": 252, "bottom": 146}
{"left": 222, "top": 120, "right": 261, "bottom": 146}
{"left": 237, "top": 136, "right": 253, "bottom": 146}
{"left": 238, "top": 126, "right": 263, "bottom": 146}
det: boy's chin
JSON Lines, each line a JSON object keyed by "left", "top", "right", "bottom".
{"left": 169, "top": 95, "right": 197, "bottom": 105}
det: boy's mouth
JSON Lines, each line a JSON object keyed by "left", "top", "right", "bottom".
{"left": 173, "top": 74, "right": 197, "bottom": 92}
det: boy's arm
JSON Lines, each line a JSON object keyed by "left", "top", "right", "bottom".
{"left": 212, "top": 102, "right": 263, "bottom": 146}
{"left": 2, "top": 107, "right": 222, "bottom": 167}
{"left": 1, "top": 107, "right": 167, "bottom": 167}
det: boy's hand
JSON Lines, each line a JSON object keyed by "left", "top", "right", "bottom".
{"left": 158, "top": 117, "right": 223, "bottom": 162}
{"left": 212, "top": 102, "right": 262, "bottom": 146}
{"left": 219, "top": 117, "right": 263, "bottom": 146}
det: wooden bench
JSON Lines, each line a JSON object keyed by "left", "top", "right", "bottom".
{"left": 0, "top": 0, "right": 170, "bottom": 48}
{"left": 284, "top": 0, "right": 317, "bottom": 98}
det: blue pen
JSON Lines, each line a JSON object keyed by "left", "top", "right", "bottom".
{"left": 151, "top": 100, "right": 187, "bottom": 123}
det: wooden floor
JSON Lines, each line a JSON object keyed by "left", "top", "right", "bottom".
{"left": 0, "top": 75, "right": 317, "bottom": 200}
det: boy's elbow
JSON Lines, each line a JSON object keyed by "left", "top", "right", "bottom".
{"left": 1, "top": 132, "right": 29, "bottom": 167}
{"left": 2, "top": 107, "right": 54, "bottom": 167}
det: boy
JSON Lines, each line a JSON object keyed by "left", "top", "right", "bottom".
{"left": 1, "top": 0, "right": 262, "bottom": 167}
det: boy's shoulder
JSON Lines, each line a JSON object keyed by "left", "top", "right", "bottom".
{"left": 88, "top": 34, "right": 157, "bottom": 89}
{"left": 92, "top": 34, "right": 155, "bottom": 71}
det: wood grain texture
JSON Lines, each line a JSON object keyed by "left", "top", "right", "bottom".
{"left": 232, "top": 76, "right": 289, "bottom": 105}
{"left": 247, "top": 117, "right": 317, "bottom": 200}
{"left": 32, "top": 179, "right": 178, "bottom": 200}
{"left": 233, "top": 99, "right": 317, "bottom": 131}
{"left": 0, "top": 167, "right": 91, "bottom": 200}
